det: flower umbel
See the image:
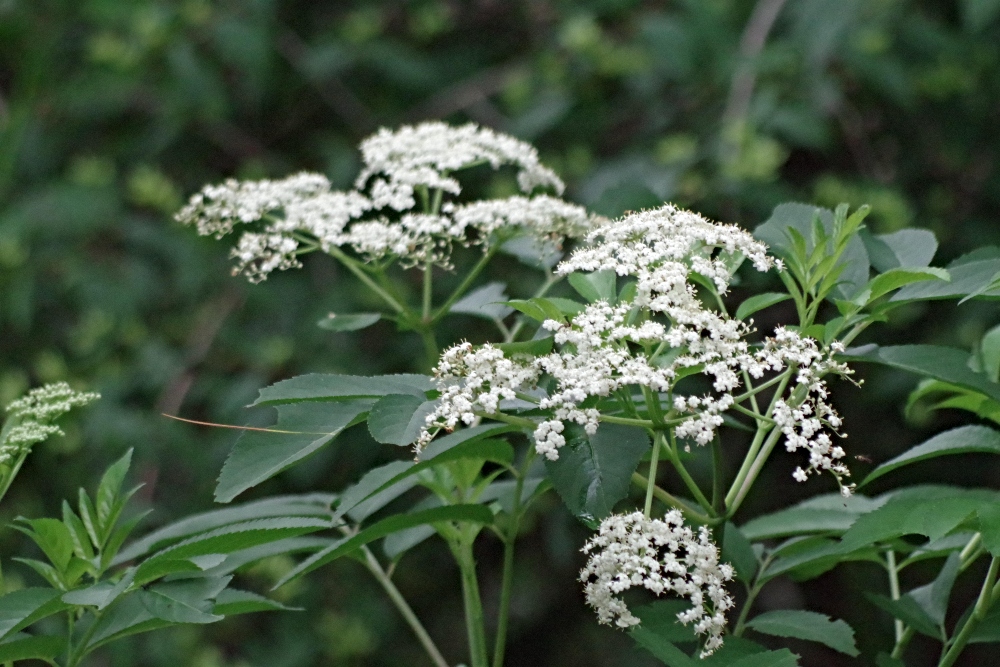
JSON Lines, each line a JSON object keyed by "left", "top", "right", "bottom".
{"left": 2, "top": 382, "right": 100, "bottom": 465}
{"left": 580, "top": 511, "right": 734, "bottom": 657}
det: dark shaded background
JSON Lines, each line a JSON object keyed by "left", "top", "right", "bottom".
{"left": 1, "top": 1, "right": 999, "bottom": 665}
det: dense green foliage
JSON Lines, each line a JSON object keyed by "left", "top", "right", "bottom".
{"left": 2, "top": 1, "right": 1000, "bottom": 665}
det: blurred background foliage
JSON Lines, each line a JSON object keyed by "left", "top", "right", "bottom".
{"left": 1, "top": 0, "right": 999, "bottom": 665}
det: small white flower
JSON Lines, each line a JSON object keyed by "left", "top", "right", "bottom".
{"left": 580, "top": 511, "right": 734, "bottom": 657}
{"left": 2, "top": 383, "right": 100, "bottom": 463}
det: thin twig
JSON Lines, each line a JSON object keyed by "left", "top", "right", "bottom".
{"left": 721, "top": 0, "right": 789, "bottom": 129}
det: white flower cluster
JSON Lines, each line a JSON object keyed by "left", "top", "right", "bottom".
{"left": 765, "top": 331, "right": 853, "bottom": 494}
{"left": 418, "top": 205, "right": 855, "bottom": 488}
{"left": 178, "top": 123, "right": 598, "bottom": 281}
{"left": 2, "top": 383, "right": 100, "bottom": 464}
{"left": 580, "top": 510, "right": 734, "bottom": 657}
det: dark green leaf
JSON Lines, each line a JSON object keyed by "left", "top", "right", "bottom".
{"left": 135, "top": 517, "right": 330, "bottom": 585}
{"left": 0, "top": 589, "right": 70, "bottom": 641}
{"left": 908, "top": 552, "right": 960, "bottom": 626}
{"left": 494, "top": 337, "right": 554, "bottom": 358}
{"left": 253, "top": 374, "right": 432, "bottom": 406}
{"left": 12, "top": 518, "right": 73, "bottom": 571}
{"left": 861, "top": 425, "right": 1000, "bottom": 488}
{"left": 367, "top": 394, "right": 438, "bottom": 446}
{"left": 746, "top": 610, "right": 859, "bottom": 656}
{"left": 0, "top": 634, "right": 64, "bottom": 663}
{"left": 969, "top": 603, "right": 1000, "bottom": 643}
{"left": 115, "top": 494, "right": 333, "bottom": 563}
{"left": 95, "top": 449, "right": 133, "bottom": 531}
{"left": 735, "top": 293, "right": 791, "bottom": 321}
{"left": 418, "top": 423, "right": 519, "bottom": 460}
{"left": 740, "top": 493, "right": 882, "bottom": 540}
{"left": 275, "top": 505, "right": 494, "bottom": 587}
{"left": 633, "top": 600, "right": 698, "bottom": 644}
{"left": 215, "top": 400, "right": 372, "bottom": 502}
{"left": 865, "top": 592, "right": 941, "bottom": 639}
{"left": 316, "top": 312, "right": 381, "bottom": 332}
{"left": 722, "top": 523, "right": 758, "bottom": 583}
{"left": 141, "top": 577, "right": 230, "bottom": 624}
{"left": 629, "top": 627, "right": 697, "bottom": 666}
{"left": 545, "top": 423, "right": 650, "bottom": 520}
{"left": 843, "top": 344, "right": 1000, "bottom": 404}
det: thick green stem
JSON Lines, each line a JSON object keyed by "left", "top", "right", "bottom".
{"left": 328, "top": 247, "right": 408, "bottom": 315}
{"left": 600, "top": 414, "right": 656, "bottom": 428}
{"left": 456, "top": 538, "right": 490, "bottom": 667}
{"left": 630, "top": 473, "right": 716, "bottom": 525}
{"left": 726, "top": 426, "right": 783, "bottom": 515}
{"left": 711, "top": 435, "right": 725, "bottom": 514}
{"left": 362, "top": 546, "right": 448, "bottom": 667}
{"left": 492, "top": 449, "right": 534, "bottom": 667}
{"left": 938, "top": 557, "right": 1000, "bottom": 667}
{"left": 663, "top": 431, "right": 714, "bottom": 513}
{"left": 423, "top": 262, "right": 433, "bottom": 321}
{"left": 432, "top": 249, "right": 497, "bottom": 324}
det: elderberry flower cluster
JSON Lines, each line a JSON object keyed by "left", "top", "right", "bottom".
{"left": 1, "top": 383, "right": 99, "bottom": 465}
{"left": 177, "top": 122, "right": 600, "bottom": 281}
{"left": 580, "top": 510, "right": 734, "bottom": 657}
{"left": 418, "top": 204, "right": 856, "bottom": 489}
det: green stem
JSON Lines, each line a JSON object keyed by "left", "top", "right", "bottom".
{"left": 644, "top": 432, "right": 663, "bottom": 517}
{"left": 66, "top": 610, "right": 101, "bottom": 667}
{"left": 663, "top": 430, "right": 714, "bottom": 513}
{"left": 328, "top": 247, "right": 408, "bottom": 315}
{"left": 630, "top": 473, "right": 715, "bottom": 524}
{"left": 456, "top": 537, "right": 490, "bottom": 667}
{"left": 423, "top": 262, "right": 433, "bottom": 321}
{"left": 599, "top": 414, "right": 656, "bottom": 428}
{"left": 432, "top": 249, "right": 497, "bottom": 324}
{"left": 726, "top": 425, "right": 783, "bottom": 515}
{"left": 733, "top": 552, "right": 775, "bottom": 637}
{"left": 492, "top": 449, "right": 534, "bottom": 667}
{"left": 419, "top": 328, "right": 440, "bottom": 372}
{"left": 361, "top": 546, "right": 448, "bottom": 667}
{"left": 886, "top": 550, "right": 904, "bottom": 643}
{"left": 711, "top": 435, "right": 725, "bottom": 514}
{"left": 472, "top": 412, "right": 536, "bottom": 429}
{"left": 939, "top": 557, "right": 1000, "bottom": 667}
{"left": 506, "top": 272, "right": 560, "bottom": 343}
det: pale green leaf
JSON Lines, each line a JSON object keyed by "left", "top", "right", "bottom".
{"left": 449, "top": 282, "right": 514, "bottom": 320}
{"left": 861, "top": 425, "right": 1000, "bottom": 488}
{"left": 568, "top": 270, "right": 617, "bottom": 303}
{"left": 367, "top": 394, "right": 438, "bottom": 446}
{"left": 253, "top": 373, "right": 433, "bottom": 406}
{"left": 865, "top": 267, "right": 949, "bottom": 303}
{"left": 746, "top": 610, "right": 859, "bottom": 656}
{"left": 212, "top": 588, "right": 300, "bottom": 615}
{"left": 316, "top": 312, "right": 381, "bottom": 332}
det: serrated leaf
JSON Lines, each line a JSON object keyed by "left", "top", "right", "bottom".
{"left": 861, "top": 425, "right": 1000, "bottom": 488}
{"left": 735, "top": 293, "right": 791, "bottom": 321}
{"left": 215, "top": 400, "right": 372, "bottom": 502}
{"left": 212, "top": 588, "right": 299, "bottom": 615}
{"left": 545, "top": 423, "right": 650, "bottom": 520}
{"left": 976, "top": 503, "right": 1000, "bottom": 556}
{"left": 95, "top": 449, "right": 133, "bottom": 532}
{"left": 275, "top": 505, "right": 493, "bottom": 588}
{"left": 12, "top": 558, "right": 63, "bottom": 589}
{"left": 367, "top": 394, "right": 438, "bottom": 446}
{"left": 908, "top": 552, "right": 960, "bottom": 627}
{"left": 0, "top": 634, "right": 64, "bottom": 663}
{"left": 0, "top": 589, "right": 70, "bottom": 641}
{"left": 843, "top": 344, "right": 1000, "bottom": 404}
{"left": 449, "top": 282, "right": 514, "bottom": 320}
{"left": 12, "top": 518, "right": 73, "bottom": 572}
{"left": 141, "top": 577, "right": 229, "bottom": 624}
{"left": 746, "top": 610, "right": 859, "bottom": 656}
{"left": 115, "top": 494, "right": 333, "bottom": 564}
{"left": 253, "top": 373, "right": 433, "bottom": 406}
{"left": 135, "top": 517, "right": 330, "bottom": 585}
{"left": 418, "top": 423, "right": 519, "bottom": 460}
{"left": 568, "top": 270, "right": 617, "bottom": 303}
{"left": 865, "top": 267, "right": 950, "bottom": 303}
{"left": 740, "top": 493, "right": 882, "bottom": 541}
{"left": 196, "top": 537, "right": 335, "bottom": 578}
{"left": 62, "top": 502, "right": 95, "bottom": 562}
{"left": 316, "top": 312, "right": 381, "bottom": 332}
{"left": 893, "top": 254, "right": 1000, "bottom": 302}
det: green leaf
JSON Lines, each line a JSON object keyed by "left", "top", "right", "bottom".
{"left": 115, "top": 494, "right": 333, "bottom": 563}
{"left": 746, "top": 610, "right": 859, "bottom": 656}
{"left": 494, "top": 337, "right": 554, "bottom": 358}
{"left": 95, "top": 449, "right": 133, "bottom": 532}
{"left": 505, "top": 299, "right": 547, "bottom": 322}
{"left": 11, "top": 559, "right": 63, "bottom": 590}
{"left": 141, "top": 577, "right": 229, "bottom": 624}
{"left": 861, "top": 425, "right": 1000, "bottom": 488}
{"left": 418, "top": 423, "right": 519, "bottom": 460}
{"left": 629, "top": 627, "right": 697, "bottom": 666}
{"left": 716, "top": 650, "right": 800, "bottom": 667}
{"left": 507, "top": 298, "right": 568, "bottom": 323}
{"left": 215, "top": 399, "right": 372, "bottom": 502}
{"left": 335, "top": 439, "right": 515, "bottom": 523}
{"left": 544, "top": 297, "right": 585, "bottom": 316}
{"left": 839, "top": 487, "right": 996, "bottom": 552}
{"left": 843, "top": 344, "right": 1000, "bottom": 403}
{"left": 77, "top": 489, "right": 100, "bottom": 551}
{"left": 969, "top": 603, "right": 1000, "bottom": 643}
{"left": 0, "top": 589, "right": 70, "bottom": 641}
{"left": 135, "top": 517, "right": 330, "bottom": 585}
{"left": 864, "top": 267, "right": 950, "bottom": 303}
{"left": 893, "top": 253, "right": 1000, "bottom": 302}
{"left": 633, "top": 600, "right": 697, "bottom": 644}
{"left": 982, "top": 323, "right": 1000, "bottom": 382}
{"left": 12, "top": 518, "right": 73, "bottom": 572}
{"left": 861, "top": 228, "right": 938, "bottom": 271}
{"left": 735, "top": 293, "right": 791, "bottom": 321}
{"left": 367, "top": 394, "right": 438, "bottom": 446}
{"left": 545, "top": 423, "right": 650, "bottom": 521}
{"left": 740, "top": 493, "right": 882, "bottom": 540}
{"left": 449, "top": 282, "right": 514, "bottom": 320}
{"left": 275, "top": 505, "right": 494, "bottom": 587}
{"left": 194, "top": 537, "right": 335, "bottom": 578}
{"left": 962, "top": 0, "right": 1000, "bottom": 31}
{"left": 212, "top": 588, "right": 299, "bottom": 615}
{"left": 907, "top": 552, "right": 960, "bottom": 627}
{"left": 976, "top": 503, "right": 1000, "bottom": 556}
{"left": 0, "top": 634, "right": 64, "bottom": 663}
{"left": 865, "top": 592, "right": 941, "bottom": 639}
{"left": 340, "top": 461, "right": 418, "bottom": 523}
{"left": 722, "top": 523, "right": 758, "bottom": 583}
{"left": 568, "top": 270, "right": 617, "bottom": 303}
{"left": 763, "top": 538, "right": 849, "bottom": 581}
{"left": 62, "top": 502, "right": 95, "bottom": 562}
{"left": 316, "top": 312, "right": 381, "bottom": 332}
{"left": 253, "top": 373, "right": 433, "bottom": 406}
